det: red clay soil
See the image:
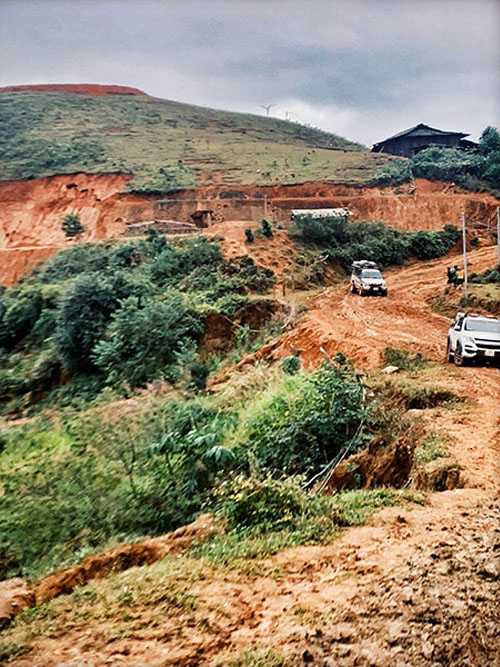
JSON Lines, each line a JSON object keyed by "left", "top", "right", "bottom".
{"left": 0, "top": 84, "right": 147, "bottom": 96}
{"left": 1, "top": 173, "right": 499, "bottom": 286}
{"left": 214, "top": 245, "right": 500, "bottom": 378}
{"left": 0, "top": 514, "right": 217, "bottom": 628}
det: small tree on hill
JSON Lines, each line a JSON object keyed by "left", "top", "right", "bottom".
{"left": 260, "top": 219, "right": 273, "bottom": 238}
{"left": 62, "top": 213, "right": 84, "bottom": 238}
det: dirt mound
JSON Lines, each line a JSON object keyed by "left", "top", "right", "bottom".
{"left": 0, "top": 84, "right": 147, "bottom": 96}
{"left": 0, "top": 514, "right": 217, "bottom": 627}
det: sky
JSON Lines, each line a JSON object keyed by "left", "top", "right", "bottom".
{"left": 1, "top": 0, "right": 499, "bottom": 146}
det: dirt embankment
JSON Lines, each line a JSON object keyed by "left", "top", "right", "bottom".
{"left": 1, "top": 174, "right": 499, "bottom": 286}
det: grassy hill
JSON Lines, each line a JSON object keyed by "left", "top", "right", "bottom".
{"left": 0, "top": 85, "right": 390, "bottom": 192}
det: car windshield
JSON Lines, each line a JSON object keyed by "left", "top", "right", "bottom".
{"left": 362, "top": 270, "right": 382, "bottom": 279}
{"left": 465, "top": 319, "right": 500, "bottom": 333}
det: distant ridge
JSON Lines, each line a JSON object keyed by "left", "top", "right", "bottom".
{"left": 0, "top": 83, "right": 147, "bottom": 96}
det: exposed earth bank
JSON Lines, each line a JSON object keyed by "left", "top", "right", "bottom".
{"left": 1, "top": 174, "right": 499, "bottom": 285}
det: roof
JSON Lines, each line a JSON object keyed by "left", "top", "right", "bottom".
{"left": 373, "top": 123, "right": 468, "bottom": 147}
{"left": 291, "top": 208, "right": 353, "bottom": 218}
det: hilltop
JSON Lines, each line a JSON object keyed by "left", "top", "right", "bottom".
{"left": 0, "top": 85, "right": 390, "bottom": 192}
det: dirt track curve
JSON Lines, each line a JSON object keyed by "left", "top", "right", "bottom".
{"left": 4, "top": 247, "right": 500, "bottom": 666}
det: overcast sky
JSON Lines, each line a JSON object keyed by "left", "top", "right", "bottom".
{"left": 1, "top": 0, "right": 498, "bottom": 146}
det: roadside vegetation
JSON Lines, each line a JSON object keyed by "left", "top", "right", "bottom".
{"left": 371, "top": 126, "right": 500, "bottom": 195}
{"left": 289, "top": 214, "right": 460, "bottom": 270}
{"left": 0, "top": 354, "right": 429, "bottom": 579}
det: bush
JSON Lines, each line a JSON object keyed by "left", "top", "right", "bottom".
{"left": 260, "top": 219, "right": 273, "bottom": 238}
{"left": 470, "top": 264, "right": 500, "bottom": 285}
{"left": 371, "top": 159, "right": 411, "bottom": 187}
{"left": 92, "top": 293, "right": 201, "bottom": 386}
{"left": 282, "top": 355, "right": 300, "bottom": 374}
{"left": 408, "top": 224, "right": 460, "bottom": 260}
{"left": 62, "top": 213, "right": 84, "bottom": 238}
{"left": 230, "top": 363, "right": 366, "bottom": 478}
{"left": 53, "top": 274, "right": 116, "bottom": 371}
{"left": 245, "top": 228, "right": 254, "bottom": 243}
{"left": 291, "top": 215, "right": 460, "bottom": 270}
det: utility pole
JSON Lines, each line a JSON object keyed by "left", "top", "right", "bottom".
{"left": 460, "top": 212, "right": 468, "bottom": 295}
{"left": 263, "top": 195, "right": 268, "bottom": 219}
{"left": 260, "top": 104, "right": 276, "bottom": 117}
{"left": 284, "top": 111, "right": 291, "bottom": 121}
{"left": 497, "top": 206, "right": 500, "bottom": 265}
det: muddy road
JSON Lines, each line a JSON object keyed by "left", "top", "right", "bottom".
{"left": 4, "top": 247, "right": 500, "bottom": 666}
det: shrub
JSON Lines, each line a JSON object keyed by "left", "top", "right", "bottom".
{"left": 408, "top": 224, "right": 460, "bottom": 260}
{"left": 260, "top": 219, "right": 273, "bottom": 238}
{"left": 383, "top": 347, "right": 427, "bottom": 371}
{"left": 371, "top": 159, "right": 411, "bottom": 187}
{"left": 470, "top": 264, "right": 500, "bottom": 285}
{"left": 189, "top": 361, "right": 210, "bottom": 392}
{"left": 53, "top": 274, "right": 116, "bottom": 371}
{"left": 245, "top": 228, "right": 254, "bottom": 243}
{"left": 282, "top": 355, "right": 300, "bottom": 374}
{"left": 92, "top": 293, "right": 201, "bottom": 386}
{"left": 230, "top": 363, "right": 366, "bottom": 478}
{"left": 61, "top": 213, "right": 84, "bottom": 238}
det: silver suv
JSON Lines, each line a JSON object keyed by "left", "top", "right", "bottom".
{"left": 351, "top": 261, "right": 388, "bottom": 297}
{"left": 447, "top": 312, "right": 500, "bottom": 366}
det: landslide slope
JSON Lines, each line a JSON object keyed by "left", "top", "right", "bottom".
{"left": 0, "top": 84, "right": 389, "bottom": 192}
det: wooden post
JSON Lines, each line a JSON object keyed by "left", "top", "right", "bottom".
{"left": 460, "top": 212, "right": 468, "bottom": 295}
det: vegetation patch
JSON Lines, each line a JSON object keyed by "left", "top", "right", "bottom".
{"left": 290, "top": 215, "right": 460, "bottom": 271}
{"left": 0, "top": 233, "right": 275, "bottom": 413}
{"left": 0, "top": 90, "right": 389, "bottom": 191}
{"left": 415, "top": 433, "right": 450, "bottom": 465}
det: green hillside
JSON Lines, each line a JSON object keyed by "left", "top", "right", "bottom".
{"left": 0, "top": 88, "right": 390, "bottom": 192}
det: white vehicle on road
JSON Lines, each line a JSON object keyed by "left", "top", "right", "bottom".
{"left": 447, "top": 312, "right": 500, "bottom": 366}
{"left": 350, "top": 261, "right": 388, "bottom": 297}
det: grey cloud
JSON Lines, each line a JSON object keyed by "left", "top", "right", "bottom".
{"left": 0, "top": 0, "right": 498, "bottom": 145}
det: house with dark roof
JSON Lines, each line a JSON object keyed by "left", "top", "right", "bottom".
{"left": 371, "top": 123, "right": 476, "bottom": 158}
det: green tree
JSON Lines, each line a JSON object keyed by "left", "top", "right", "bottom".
{"left": 478, "top": 126, "right": 500, "bottom": 155}
{"left": 54, "top": 275, "right": 115, "bottom": 371}
{"left": 92, "top": 293, "right": 201, "bottom": 386}
{"left": 62, "top": 213, "right": 84, "bottom": 238}
{"left": 260, "top": 219, "right": 273, "bottom": 238}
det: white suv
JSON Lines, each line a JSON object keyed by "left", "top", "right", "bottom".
{"left": 351, "top": 261, "right": 388, "bottom": 297}
{"left": 447, "top": 312, "right": 500, "bottom": 366}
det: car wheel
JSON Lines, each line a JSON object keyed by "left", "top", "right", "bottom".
{"left": 381, "top": 290, "right": 388, "bottom": 297}
{"left": 454, "top": 343, "right": 466, "bottom": 366}
{"left": 446, "top": 338, "right": 453, "bottom": 363}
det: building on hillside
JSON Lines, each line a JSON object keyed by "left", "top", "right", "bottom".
{"left": 290, "top": 208, "right": 353, "bottom": 221}
{"left": 371, "top": 123, "right": 476, "bottom": 158}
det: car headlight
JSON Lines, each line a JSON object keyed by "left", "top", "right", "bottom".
{"left": 463, "top": 336, "right": 476, "bottom": 347}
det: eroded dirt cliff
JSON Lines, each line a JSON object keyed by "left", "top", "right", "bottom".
{"left": 1, "top": 174, "right": 499, "bottom": 286}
